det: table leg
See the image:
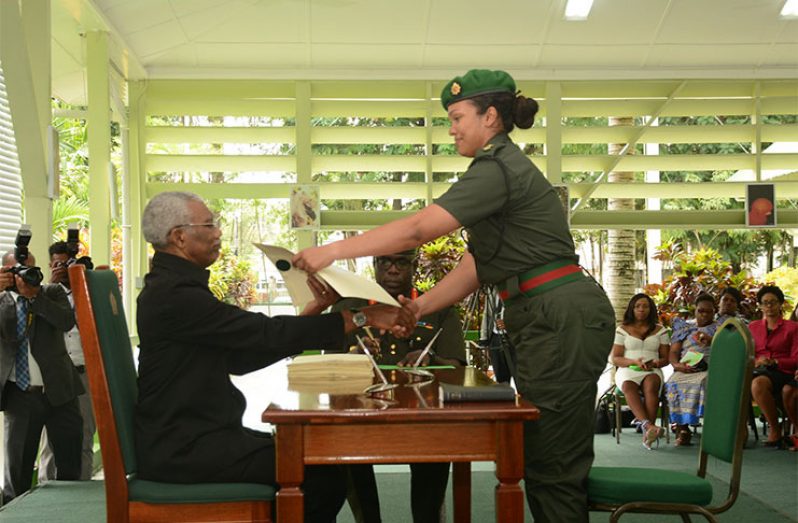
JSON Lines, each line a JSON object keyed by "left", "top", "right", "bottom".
{"left": 452, "top": 462, "right": 471, "bottom": 523}
{"left": 495, "top": 421, "right": 525, "bottom": 523}
{"left": 274, "top": 424, "right": 304, "bottom": 523}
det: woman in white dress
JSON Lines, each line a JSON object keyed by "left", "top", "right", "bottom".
{"left": 611, "top": 293, "right": 670, "bottom": 449}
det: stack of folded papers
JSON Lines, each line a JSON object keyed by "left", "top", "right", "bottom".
{"left": 288, "top": 353, "right": 374, "bottom": 382}
{"left": 288, "top": 354, "right": 375, "bottom": 394}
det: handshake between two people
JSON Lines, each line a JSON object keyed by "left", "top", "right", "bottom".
{"left": 301, "top": 276, "right": 420, "bottom": 338}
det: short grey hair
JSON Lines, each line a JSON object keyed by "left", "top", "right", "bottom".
{"left": 142, "top": 192, "right": 204, "bottom": 249}
{"left": 2, "top": 251, "right": 14, "bottom": 265}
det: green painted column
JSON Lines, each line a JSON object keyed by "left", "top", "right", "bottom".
{"left": 1, "top": 0, "right": 51, "bottom": 265}
{"left": 127, "top": 80, "right": 147, "bottom": 332}
{"left": 544, "top": 82, "right": 562, "bottom": 184}
{"left": 295, "top": 81, "right": 314, "bottom": 250}
{"left": 86, "top": 31, "right": 111, "bottom": 265}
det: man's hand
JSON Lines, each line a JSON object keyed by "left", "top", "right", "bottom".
{"left": 398, "top": 294, "right": 421, "bottom": 322}
{"left": 0, "top": 266, "right": 13, "bottom": 292}
{"left": 14, "top": 274, "right": 40, "bottom": 300}
{"left": 292, "top": 245, "right": 336, "bottom": 274}
{"left": 398, "top": 349, "right": 429, "bottom": 367}
{"left": 360, "top": 303, "right": 416, "bottom": 338}
{"left": 50, "top": 262, "right": 68, "bottom": 285}
{"left": 355, "top": 335, "right": 381, "bottom": 355}
{"left": 301, "top": 276, "right": 340, "bottom": 314}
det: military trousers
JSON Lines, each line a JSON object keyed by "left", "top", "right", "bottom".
{"left": 503, "top": 278, "right": 615, "bottom": 522}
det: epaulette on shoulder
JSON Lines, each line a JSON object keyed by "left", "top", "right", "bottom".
{"left": 474, "top": 142, "right": 502, "bottom": 160}
{"left": 476, "top": 142, "right": 498, "bottom": 157}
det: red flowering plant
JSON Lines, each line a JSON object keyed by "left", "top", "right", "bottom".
{"left": 646, "top": 245, "right": 762, "bottom": 327}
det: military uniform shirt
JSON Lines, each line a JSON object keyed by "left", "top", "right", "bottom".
{"left": 434, "top": 133, "right": 575, "bottom": 284}
{"left": 331, "top": 296, "right": 466, "bottom": 366}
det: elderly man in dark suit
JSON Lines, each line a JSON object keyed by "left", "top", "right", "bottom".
{"left": 136, "top": 191, "right": 415, "bottom": 523}
{"left": 0, "top": 251, "right": 83, "bottom": 503}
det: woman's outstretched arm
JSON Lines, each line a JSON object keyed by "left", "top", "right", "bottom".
{"left": 292, "top": 204, "right": 461, "bottom": 273}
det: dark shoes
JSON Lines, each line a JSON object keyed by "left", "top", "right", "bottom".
{"left": 675, "top": 429, "right": 692, "bottom": 447}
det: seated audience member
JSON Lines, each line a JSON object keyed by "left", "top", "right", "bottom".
{"left": 748, "top": 285, "right": 798, "bottom": 448}
{"left": 716, "top": 286, "right": 746, "bottom": 324}
{"left": 135, "top": 192, "right": 414, "bottom": 522}
{"left": 611, "top": 293, "right": 670, "bottom": 450}
{"left": 0, "top": 252, "right": 83, "bottom": 503}
{"left": 665, "top": 293, "right": 718, "bottom": 447}
{"left": 331, "top": 248, "right": 465, "bottom": 523}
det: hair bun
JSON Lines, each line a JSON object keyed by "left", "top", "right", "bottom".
{"left": 513, "top": 96, "right": 539, "bottom": 129}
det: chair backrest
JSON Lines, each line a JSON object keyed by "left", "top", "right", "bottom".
{"left": 70, "top": 265, "right": 139, "bottom": 480}
{"left": 701, "top": 317, "right": 754, "bottom": 463}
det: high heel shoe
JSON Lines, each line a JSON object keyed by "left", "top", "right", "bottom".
{"left": 643, "top": 425, "right": 663, "bottom": 450}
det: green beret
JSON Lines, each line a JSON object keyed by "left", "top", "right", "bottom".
{"left": 440, "top": 69, "right": 516, "bottom": 110}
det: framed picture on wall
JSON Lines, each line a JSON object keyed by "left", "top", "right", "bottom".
{"left": 290, "top": 185, "right": 320, "bottom": 230}
{"left": 746, "top": 183, "right": 776, "bottom": 227}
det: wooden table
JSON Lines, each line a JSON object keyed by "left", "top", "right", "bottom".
{"left": 262, "top": 366, "right": 539, "bottom": 523}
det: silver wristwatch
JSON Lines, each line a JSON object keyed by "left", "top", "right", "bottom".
{"left": 351, "top": 310, "right": 368, "bottom": 328}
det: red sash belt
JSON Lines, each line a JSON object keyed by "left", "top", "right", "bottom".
{"left": 497, "top": 260, "right": 587, "bottom": 301}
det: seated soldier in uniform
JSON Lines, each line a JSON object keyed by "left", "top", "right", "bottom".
{"left": 331, "top": 249, "right": 467, "bottom": 523}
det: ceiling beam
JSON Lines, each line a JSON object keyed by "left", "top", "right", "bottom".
{"left": 146, "top": 181, "right": 798, "bottom": 201}
{"left": 318, "top": 209, "right": 798, "bottom": 231}
{"left": 571, "top": 80, "right": 687, "bottom": 212}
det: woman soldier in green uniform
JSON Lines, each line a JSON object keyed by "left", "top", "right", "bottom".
{"left": 293, "top": 69, "right": 615, "bottom": 522}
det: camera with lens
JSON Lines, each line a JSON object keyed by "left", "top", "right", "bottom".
{"left": 60, "top": 225, "right": 93, "bottom": 270}
{"left": 3, "top": 226, "right": 44, "bottom": 293}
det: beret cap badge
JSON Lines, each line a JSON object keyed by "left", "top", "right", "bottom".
{"left": 440, "top": 69, "right": 516, "bottom": 109}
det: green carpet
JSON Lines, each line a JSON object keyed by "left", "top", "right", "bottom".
{"left": 1, "top": 428, "right": 795, "bottom": 522}
{"left": 0, "top": 480, "right": 105, "bottom": 522}
{"left": 336, "top": 429, "right": 797, "bottom": 523}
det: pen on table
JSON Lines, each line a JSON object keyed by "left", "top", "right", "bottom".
{"left": 413, "top": 328, "right": 443, "bottom": 368}
{"left": 356, "top": 335, "right": 389, "bottom": 385}
{"left": 416, "top": 322, "right": 434, "bottom": 330}
{"left": 363, "top": 326, "right": 379, "bottom": 345}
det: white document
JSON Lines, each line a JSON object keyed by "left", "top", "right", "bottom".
{"left": 254, "top": 243, "right": 400, "bottom": 309}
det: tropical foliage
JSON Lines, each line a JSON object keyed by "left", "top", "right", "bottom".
{"left": 415, "top": 232, "right": 466, "bottom": 293}
{"left": 208, "top": 246, "right": 257, "bottom": 309}
{"left": 763, "top": 266, "right": 798, "bottom": 309}
{"left": 644, "top": 246, "right": 764, "bottom": 326}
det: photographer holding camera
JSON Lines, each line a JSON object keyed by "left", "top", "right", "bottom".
{"left": 38, "top": 239, "right": 96, "bottom": 483}
{"left": 0, "top": 230, "right": 84, "bottom": 503}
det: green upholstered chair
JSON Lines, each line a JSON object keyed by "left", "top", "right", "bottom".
{"left": 69, "top": 266, "right": 274, "bottom": 523}
{"left": 588, "top": 318, "right": 754, "bottom": 522}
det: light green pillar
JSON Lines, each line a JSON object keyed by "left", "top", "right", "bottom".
{"left": 127, "top": 80, "right": 147, "bottom": 332}
{"left": 1, "top": 0, "right": 52, "bottom": 264}
{"left": 86, "top": 31, "right": 111, "bottom": 265}
{"left": 295, "top": 81, "right": 314, "bottom": 250}
{"left": 425, "top": 82, "right": 434, "bottom": 203}
{"left": 544, "top": 82, "right": 562, "bottom": 184}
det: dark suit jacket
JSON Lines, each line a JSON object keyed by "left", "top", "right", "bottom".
{"left": 0, "top": 285, "right": 84, "bottom": 408}
{"left": 135, "top": 251, "right": 347, "bottom": 483}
